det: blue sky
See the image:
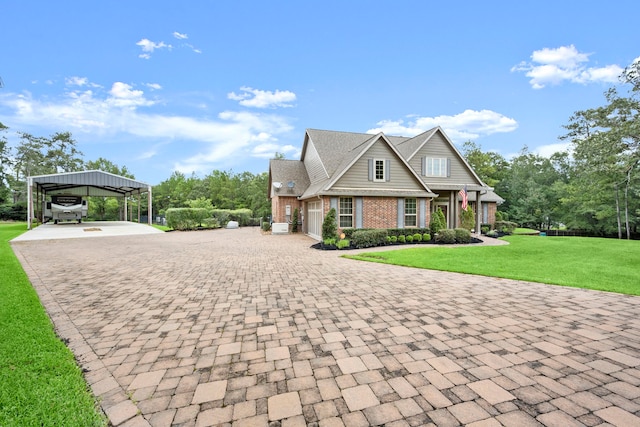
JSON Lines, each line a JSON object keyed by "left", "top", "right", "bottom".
{"left": 1, "top": 1, "right": 638, "bottom": 185}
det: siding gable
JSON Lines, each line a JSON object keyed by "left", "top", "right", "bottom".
{"left": 303, "top": 138, "right": 329, "bottom": 184}
{"left": 410, "top": 131, "right": 479, "bottom": 185}
{"left": 333, "top": 138, "right": 424, "bottom": 190}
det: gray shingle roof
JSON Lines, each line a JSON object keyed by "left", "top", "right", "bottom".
{"left": 268, "top": 159, "right": 310, "bottom": 197}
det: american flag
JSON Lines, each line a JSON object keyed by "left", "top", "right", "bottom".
{"left": 458, "top": 186, "right": 468, "bottom": 210}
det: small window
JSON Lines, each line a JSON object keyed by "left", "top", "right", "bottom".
{"left": 405, "top": 198, "right": 417, "bottom": 227}
{"left": 425, "top": 158, "right": 448, "bottom": 177}
{"left": 339, "top": 197, "right": 353, "bottom": 228}
{"left": 374, "top": 159, "right": 385, "bottom": 182}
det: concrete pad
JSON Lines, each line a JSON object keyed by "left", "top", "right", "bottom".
{"left": 11, "top": 220, "right": 163, "bottom": 242}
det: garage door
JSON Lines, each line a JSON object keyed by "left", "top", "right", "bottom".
{"left": 307, "top": 201, "right": 322, "bottom": 240}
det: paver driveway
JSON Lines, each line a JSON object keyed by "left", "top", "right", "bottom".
{"left": 11, "top": 228, "right": 640, "bottom": 427}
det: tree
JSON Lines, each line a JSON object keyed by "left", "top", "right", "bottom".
{"left": 430, "top": 207, "right": 446, "bottom": 235}
{"left": 9, "top": 131, "right": 84, "bottom": 203}
{"left": 0, "top": 122, "right": 11, "bottom": 203}
{"left": 561, "top": 59, "right": 640, "bottom": 238}
{"left": 460, "top": 206, "right": 475, "bottom": 232}
{"left": 322, "top": 208, "right": 338, "bottom": 241}
{"left": 85, "top": 158, "right": 134, "bottom": 220}
{"left": 461, "top": 140, "right": 509, "bottom": 188}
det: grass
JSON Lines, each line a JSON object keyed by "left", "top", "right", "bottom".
{"left": 345, "top": 235, "right": 640, "bottom": 295}
{"left": 151, "top": 224, "right": 171, "bottom": 231}
{"left": 0, "top": 222, "right": 107, "bottom": 426}
{"left": 514, "top": 227, "right": 539, "bottom": 234}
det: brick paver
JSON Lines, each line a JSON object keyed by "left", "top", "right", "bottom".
{"left": 11, "top": 228, "right": 640, "bottom": 426}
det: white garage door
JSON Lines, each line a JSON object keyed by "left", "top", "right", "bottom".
{"left": 307, "top": 201, "right": 322, "bottom": 240}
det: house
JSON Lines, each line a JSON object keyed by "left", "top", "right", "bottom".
{"left": 268, "top": 127, "right": 504, "bottom": 240}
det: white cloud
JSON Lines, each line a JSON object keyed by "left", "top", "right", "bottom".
{"left": 251, "top": 142, "right": 298, "bottom": 159}
{"left": 533, "top": 142, "right": 572, "bottom": 157}
{"left": 136, "top": 38, "right": 172, "bottom": 59}
{"left": 65, "top": 76, "right": 102, "bottom": 89}
{"left": 512, "top": 45, "right": 624, "bottom": 89}
{"left": 0, "top": 82, "right": 295, "bottom": 176}
{"left": 145, "top": 83, "right": 163, "bottom": 90}
{"left": 172, "top": 31, "right": 188, "bottom": 40}
{"left": 367, "top": 109, "right": 518, "bottom": 142}
{"left": 228, "top": 87, "right": 296, "bottom": 108}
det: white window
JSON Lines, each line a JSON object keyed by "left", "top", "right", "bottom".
{"left": 339, "top": 197, "right": 353, "bottom": 228}
{"left": 374, "top": 159, "right": 385, "bottom": 182}
{"left": 405, "top": 198, "right": 417, "bottom": 227}
{"left": 425, "top": 158, "right": 448, "bottom": 177}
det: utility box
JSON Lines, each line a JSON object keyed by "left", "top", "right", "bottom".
{"left": 272, "top": 223, "right": 289, "bottom": 235}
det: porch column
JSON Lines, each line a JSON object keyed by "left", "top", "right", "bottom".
{"left": 475, "top": 191, "right": 482, "bottom": 234}
{"left": 451, "top": 190, "right": 457, "bottom": 228}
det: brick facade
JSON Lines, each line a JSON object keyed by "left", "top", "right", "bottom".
{"left": 271, "top": 196, "right": 302, "bottom": 224}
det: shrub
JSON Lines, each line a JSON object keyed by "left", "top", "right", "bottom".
{"left": 495, "top": 220, "right": 517, "bottom": 234}
{"left": 322, "top": 208, "right": 338, "bottom": 241}
{"left": 430, "top": 207, "right": 446, "bottom": 235}
{"left": 386, "top": 236, "right": 391, "bottom": 244}
{"left": 261, "top": 221, "right": 271, "bottom": 231}
{"left": 398, "top": 234, "right": 406, "bottom": 243}
{"left": 460, "top": 206, "right": 475, "bottom": 232}
{"left": 481, "top": 224, "right": 490, "bottom": 234}
{"left": 211, "top": 208, "right": 254, "bottom": 226}
{"left": 435, "top": 229, "right": 456, "bottom": 244}
{"left": 351, "top": 229, "right": 388, "bottom": 249}
{"left": 413, "top": 233, "right": 422, "bottom": 242}
{"left": 343, "top": 228, "right": 372, "bottom": 239}
{"left": 486, "top": 230, "right": 499, "bottom": 238}
{"left": 166, "top": 208, "right": 210, "bottom": 230}
{"left": 323, "top": 238, "right": 336, "bottom": 246}
{"left": 291, "top": 208, "right": 299, "bottom": 233}
{"left": 201, "top": 218, "right": 220, "bottom": 229}
{"left": 390, "top": 235, "right": 398, "bottom": 243}
{"left": 423, "top": 233, "right": 431, "bottom": 242}
{"left": 336, "top": 239, "right": 350, "bottom": 249}
{"left": 454, "top": 228, "right": 471, "bottom": 243}
{"left": 406, "top": 234, "right": 414, "bottom": 243}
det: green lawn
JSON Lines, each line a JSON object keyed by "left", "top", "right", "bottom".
{"left": 0, "top": 222, "right": 106, "bottom": 426}
{"left": 346, "top": 235, "right": 640, "bottom": 295}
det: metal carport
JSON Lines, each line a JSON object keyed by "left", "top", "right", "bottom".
{"left": 27, "top": 170, "right": 153, "bottom": 229}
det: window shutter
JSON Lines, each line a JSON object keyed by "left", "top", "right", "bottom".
{"left": 368, "top": 159, "right": 373, "bottom": 181}
{"left": 385, "top": 159, "right": 391, "bottom": 182}
{"left": 330, "top": 197, "right": 338, "bottom": 213}
{"left": 419, "top": 198, "right": 426, "bottom": 228}
{"left": 421, "top": 157, "right": 426, "bottom": 176}
{"left": 446, "top": 158, "right": 451, "bottom": 177}
{"left": 397, "top": 198, "right": 404, "bottom": 228}
{"left": 355, "top": 197, "right": 363, "bottom": 228}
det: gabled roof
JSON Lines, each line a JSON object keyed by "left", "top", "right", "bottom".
{"left": 268, "top": 159, "right": 310, "bottom": 198}
{"left": 271, "top": 127, "right": 499, "bottom": 201}
{"left": 323, "top": 132, "right": 436, "bottom": 196}
{"left": 29, "top": 170, "right": 150, "bottom": 197}
{"left": 398, "top": 126, "right": 488, "bottom": 188}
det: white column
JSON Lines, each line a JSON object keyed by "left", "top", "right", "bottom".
{"left": 124, "top": 195, "right": 128, "bottom": 222}
{"left": 147, "top": 186, "right": 153, "bottom": 225}
{"left": 27, "top": 177, "right": 33, "bottom": 229}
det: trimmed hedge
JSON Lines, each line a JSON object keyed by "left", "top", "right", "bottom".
{"left": 166, "top": 208, "right": 210, "bottom": 230}
{"left": 454, "top": 228, "right": 471, "bottom": 244}
{"left": 494, "top": 220, "right": 518, "bottom": 234}
{"left": 435, "top": 229, "right": 456, "bottom": 244}
{"left": 211, "top": 208, "right": 256, "bottom": 227}
{"left": 351, "top": 229, "right": 388, "bottom": 249}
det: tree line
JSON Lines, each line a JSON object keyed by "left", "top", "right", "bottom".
{"left": 1, "top": 60, "right": 637, "bottom": 236}
{"left": 463, "top": 60, "right": 639, "bottom": 238}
